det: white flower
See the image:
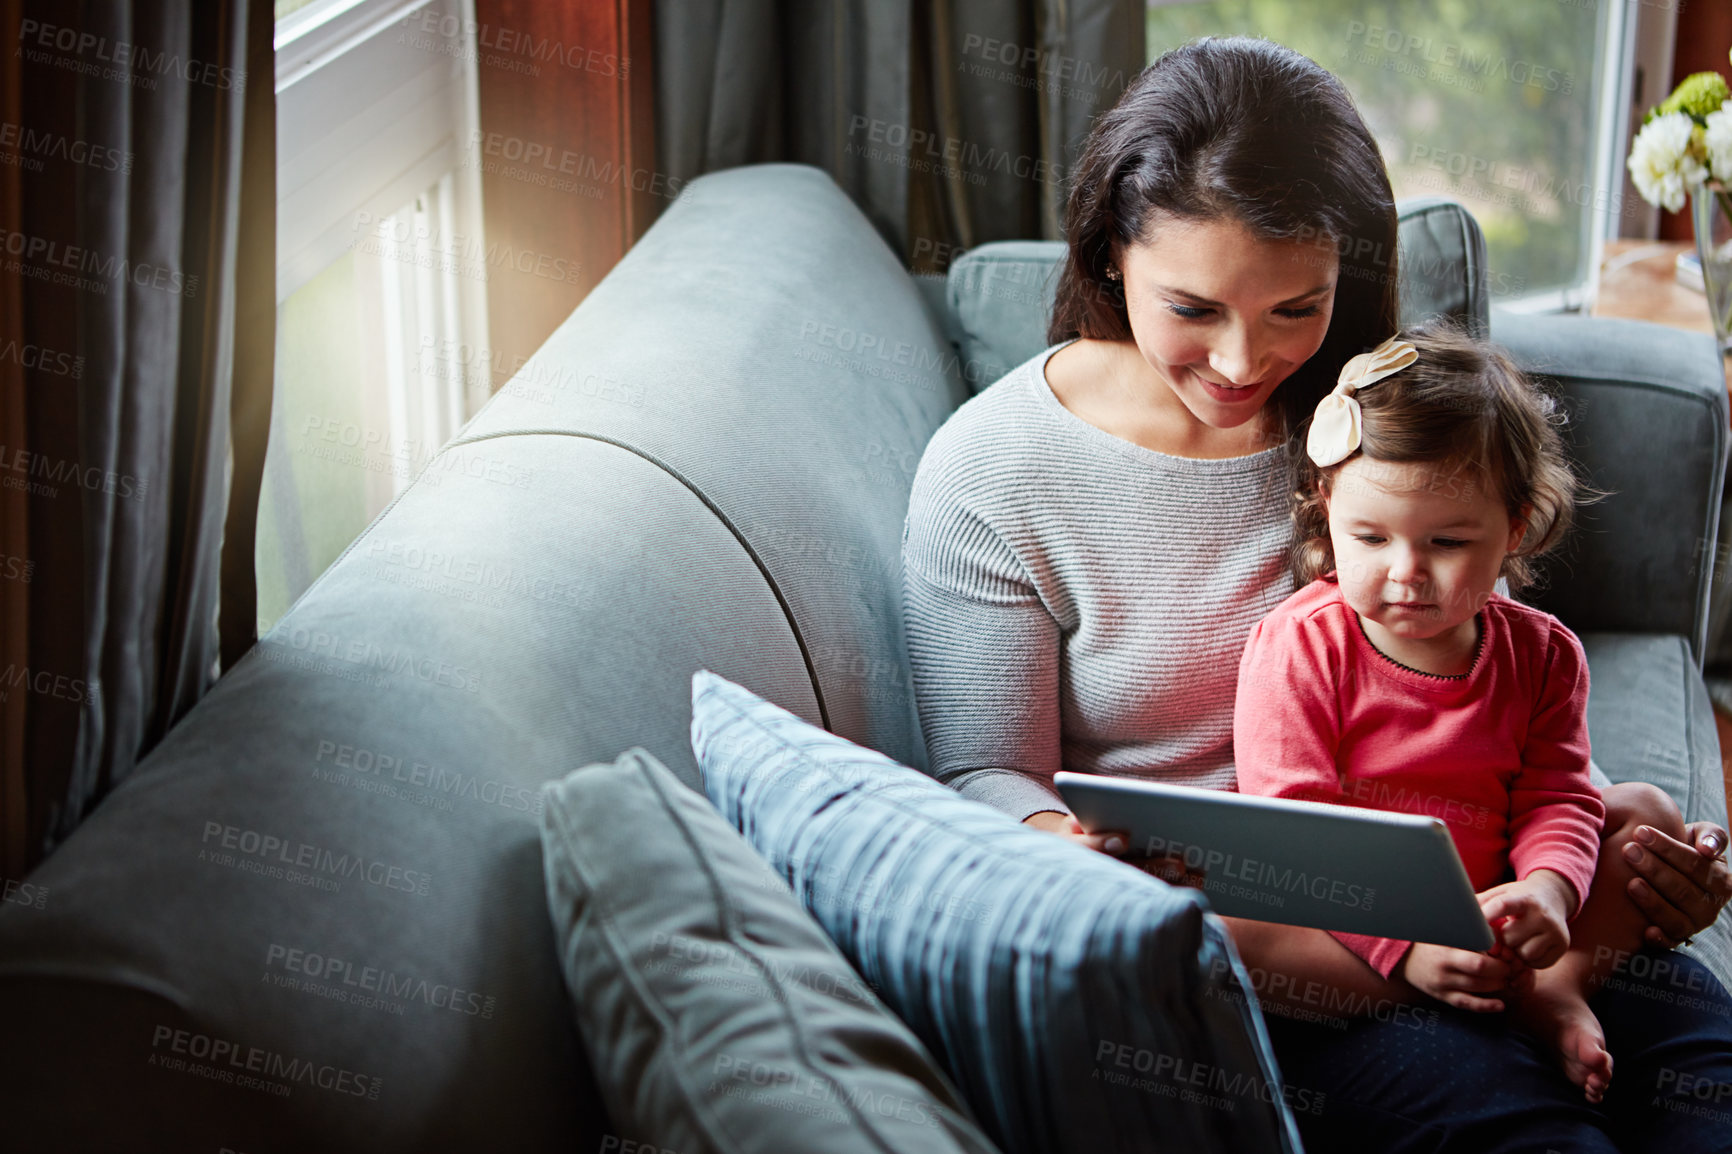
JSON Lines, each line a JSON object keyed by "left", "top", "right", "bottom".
{"left": 1705, "top": 101, "right": 1732, "bottom": 184}
{"left": 1629, "top": 111, "right": 1708, "bottom": 212}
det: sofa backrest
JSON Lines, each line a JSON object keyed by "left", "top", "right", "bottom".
{"left": 943, "top": 198, "right": 1490, "bottom": 392}
{"left": 1489, "top": 309, "right": 1728, "bottom": 657}
{"left": 455, "top": 163, "right": 970, "bottom": 771}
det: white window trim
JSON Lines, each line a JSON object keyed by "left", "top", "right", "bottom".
{"left": 274, "top": 0, "right": 486, "bottom": 315}
{"left": 259, "top": 0, "right": 492, "bottom": 630}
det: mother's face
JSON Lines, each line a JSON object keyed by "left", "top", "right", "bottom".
{"left": 1117, "top": 215, "right": 1340, "bottom": 431}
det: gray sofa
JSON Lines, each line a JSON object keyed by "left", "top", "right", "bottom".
{"left": 0, "top": 164, "right": 1725, "bottom": 1151}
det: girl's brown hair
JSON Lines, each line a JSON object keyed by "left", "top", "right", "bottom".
{"left": 1049, "top": 36, "right": 1399, "bottom": 437}
{"left": 1291, "top": 321, "right": 1583, "bottom": 593}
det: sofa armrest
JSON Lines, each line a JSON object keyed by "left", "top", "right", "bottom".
{"left": 1581, "top": 632, "right": 1732, "bottom": 992}
{"left": 1489, "top": 309, "right": 1729, "bottom": 664}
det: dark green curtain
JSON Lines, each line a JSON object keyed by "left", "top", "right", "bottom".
{"left": 653, "top": 0, "right": 1144, "bottom": 269}
{"left": 0, "top": 0, "right": 275, "bottom": 870}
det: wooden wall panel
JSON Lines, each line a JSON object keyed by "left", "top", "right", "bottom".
{"left": 472, "top": 0, "right": 657, "bottom": 386}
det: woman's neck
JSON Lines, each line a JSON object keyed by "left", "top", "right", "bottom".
{"left": 1045, "top": 338, "right": 1281, "bottom": 460}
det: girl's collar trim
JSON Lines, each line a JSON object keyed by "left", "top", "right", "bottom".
{"left": 1354, "top": 611, "right": 1484, "bottom": 681}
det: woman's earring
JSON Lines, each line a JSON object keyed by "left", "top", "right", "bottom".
{"left": 1105, "top": 266, "right": 1121, "bottom": 282}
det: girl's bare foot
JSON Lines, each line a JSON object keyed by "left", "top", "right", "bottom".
{"left": 1515, "top": 978, "right": 1613, "bottom": 1103}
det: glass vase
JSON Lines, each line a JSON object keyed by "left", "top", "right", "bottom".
{"left": 1689, "top": 180, "right": 1732, "bottom": 352}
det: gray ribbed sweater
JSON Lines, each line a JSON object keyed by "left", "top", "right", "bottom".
{"left": 901, "top": 343, "right": 1297, "bottom": 822}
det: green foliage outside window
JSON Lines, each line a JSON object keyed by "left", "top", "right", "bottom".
{"left": 1147, "top": 1, "right": 1609, "bottom": 300}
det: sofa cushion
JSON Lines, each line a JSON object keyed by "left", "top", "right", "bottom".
{"left": 539, "top": 746, "right": 999, "bottom": 1154}
{"left": 1581, "top": 633, "right": 1724, "bottom": 817}
{"left": 1580, "top": 632, "right": 1731, "bottom": 991}
{"left": 689, "top": 670, "right": 1302, "bottom": 1154}
{"left": 945, "top": 199, "right": 1490, "bottom": 394}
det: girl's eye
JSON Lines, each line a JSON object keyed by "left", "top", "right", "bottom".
{"left": 1354, "top": 535, "right": 1385, "bottom": 545}
{"left": 1433, "top": 538, "right": 1468, "bottom": 548}
{"left": 1166, "top": 304, "right": 1211, "bottom": 320}
{"left": 1277, "top": 305, "right": 1321, "bottom": 319}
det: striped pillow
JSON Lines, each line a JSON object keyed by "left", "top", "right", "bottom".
{"left": 690, "top": 670, "right": 1301, "bottom": 1154}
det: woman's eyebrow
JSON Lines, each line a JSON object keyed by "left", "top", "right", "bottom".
{"left": 1155, "top": 283, "right": 1335, "bottom": 307}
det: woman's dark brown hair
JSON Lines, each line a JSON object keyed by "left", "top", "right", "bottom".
{"left": 1049, "top": 37, "right": 1399, "bottom": 435}
{"left": 1291, "top": 321, "right": 1583, "bottom": 593}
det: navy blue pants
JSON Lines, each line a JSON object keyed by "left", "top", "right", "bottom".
{"left": 1263, "top": 948, "right": 1732, "bottom": 1153}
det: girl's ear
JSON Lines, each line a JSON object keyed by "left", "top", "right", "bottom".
{"left": 1507, "top": 504, "right": 1531, "bottom": 553}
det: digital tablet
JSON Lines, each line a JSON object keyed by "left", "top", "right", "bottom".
{"left": 1054, "top": 772, "right": 1494, "bottom": 951}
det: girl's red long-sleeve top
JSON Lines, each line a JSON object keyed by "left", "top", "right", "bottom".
{"left": 1233, "top": 577, "right": 1605, "bottom": 977}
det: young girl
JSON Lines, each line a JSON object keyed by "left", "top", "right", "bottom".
{"left": 1233, "top": 322, "right": 1688, "bottom": 1104}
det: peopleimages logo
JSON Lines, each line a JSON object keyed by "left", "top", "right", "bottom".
{"left": 0, "top": 120, "right": 132, "bottom": 174}
{"left": 0, "top": 225, "right": 197, "bottom": 297}
{"left": 264, "top": 943, "right": 497, "bottom": 1019}
{"left": 148, "top": 1026, "right": 381, "bottom": 1099}
{"left": 2, "top": 876, "right": 47, "bottom": 909}
{"left": 957, "top": 33, "right": 1130, "bottom": 100}
{"left": 0, "top": 662, "right": 92, "bottom": 705}
{"left": 647, "top": 931, "right": 877, "bottom": 1007}
{"left": 1140, "top": 835, "right": 1375, "bottom": 911}
{"left": 1210, "top": 956, "right": 1441, "bottom": 1032}
{"left": 707, "top": 1053, "right": 945, "bottom": 1129}
{"left": 199, "top": 821, "right": 432, "bottom": 897}
{"left": 0, "top": 337, "right": 83, "bottom": 379}
{"left": 1093, "top": 1040, "right": 1327, "bottom": 1116}
{"left": 1341, "top": 21, "right": 1572, "bottom": 94}
{"left": 16, "top": 19, "right": 245, "bottom": 93}
{"left": 399, "top": 9, "right": 629, "bottom": 77}
{"left": 845, "top": 116, "right": 1064, "bottom": 186}
{"left": 269, "top": 624, "right": 484, "bottom": 694}
{"left": 0, "top": 444, "right": 146, "bottom": 501}
{"left": 313, "top": 738, "right": 544, "bottom": 816}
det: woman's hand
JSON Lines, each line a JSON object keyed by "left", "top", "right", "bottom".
{"left": 1623, "top": 821, "right": 1731, "bottom": 948}
{"left": 1397, "top": 943, "right": 1518, "bottom": 1013}
{"left": 1023, "top": 810, "right": 1129, "bottom": 855}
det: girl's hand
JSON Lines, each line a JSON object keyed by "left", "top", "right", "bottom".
{"left": 1023, "top": 810, "right": 1129, "bottom": 856}
{"left": 1622, "top": 822, "right": 1732, "bottom": 948}
{"left": 1478, "top": 873, "right": 1573, "bottom": 969}
{"left": 1397, "top": 943, "right": 1516, "bottom": 1013}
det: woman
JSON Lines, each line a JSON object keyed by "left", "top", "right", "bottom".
{"left": 901, "top": 37, "right": 1732, "bottom": 1153}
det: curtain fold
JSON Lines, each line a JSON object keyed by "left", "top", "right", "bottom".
{"left": 0, "top": 0, "right": 274, "bottom": 869}
{"left": 0, "top": 0, "right": 27, "bottom": 882}
{"left": 653, "top": 0, "right": 1142, "bottom": 266}
{"left": 655, "top": 0, "right": 913, "bottom": 250}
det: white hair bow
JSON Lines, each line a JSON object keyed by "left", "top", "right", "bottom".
{"left": 1305, "top": 336, "right": 1418, "bottom": 467}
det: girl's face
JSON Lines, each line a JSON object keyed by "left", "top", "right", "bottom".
{"left": 1118, "top": 215, "right": 1339, "bottom": 432}
{"left": 1325, "top": 457, "right": 1526, "bottom": 647}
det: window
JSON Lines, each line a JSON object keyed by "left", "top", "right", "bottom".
{"left": 258, "top": 0, "right": 490, "bottom": 633}
{"left": 1146, "top": 1, "right": 1630, "bottom": 311}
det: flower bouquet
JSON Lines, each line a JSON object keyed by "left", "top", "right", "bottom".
{"left": 1627, "top": 59, "right": 1732, "bottom": 349}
